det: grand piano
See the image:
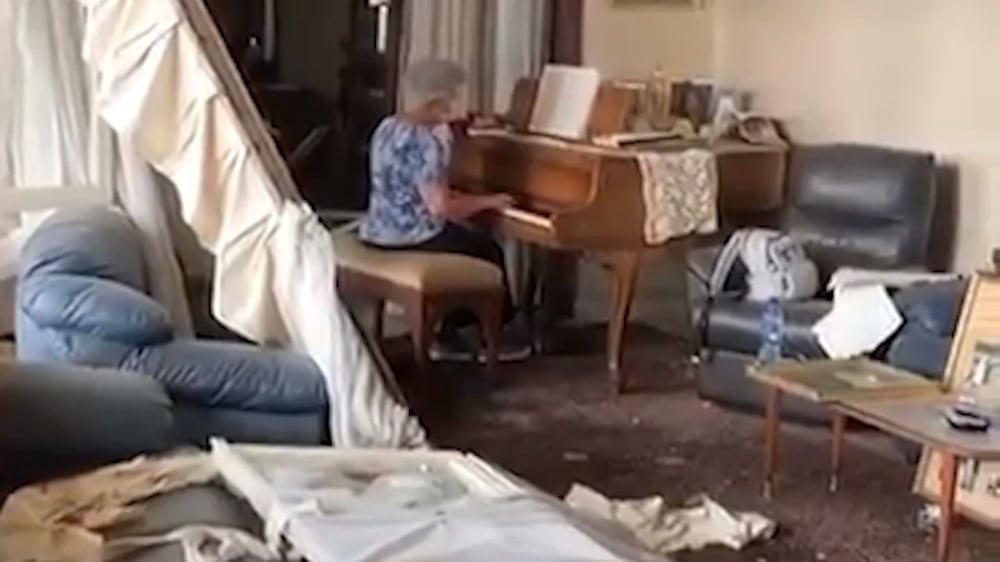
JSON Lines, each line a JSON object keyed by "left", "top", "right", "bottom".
{"left": 451, "top": 77, "right": 787, "bottom": 394}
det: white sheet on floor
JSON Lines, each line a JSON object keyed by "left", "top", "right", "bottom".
{"left": 75, "top": 0, "right": 425, "bottom": 448}
{"left": 564, "top": 483, "right": 776, "bottom": 554}
{"left": 210, "top": 439, "right": 670, "bottom": 562}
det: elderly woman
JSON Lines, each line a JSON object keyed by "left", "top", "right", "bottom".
{"left": 358, "top": 58, "right": 529, "bottom": 363}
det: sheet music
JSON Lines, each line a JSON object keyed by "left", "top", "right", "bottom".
{"left": 529, "top": 65, "right": 600, "bottom": 140}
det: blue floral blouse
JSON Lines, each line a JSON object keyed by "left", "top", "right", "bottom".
{"left": 358, "top": 116, "right": 451, "bottom": 246}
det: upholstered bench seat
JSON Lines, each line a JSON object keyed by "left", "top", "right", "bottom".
{"left": 332, "top": 230, "right": 504, "bottom": 378}
{"left": 334, "top": 234, "right": 503, "bottom": 293}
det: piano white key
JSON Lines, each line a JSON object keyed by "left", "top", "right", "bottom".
{"left": 501, "top": 207, "right": 553, "bottom": 230}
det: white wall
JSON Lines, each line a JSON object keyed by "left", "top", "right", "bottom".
{"left": 583, "top": 0, "right": 1000, "bottom": 271}
{"left": 714, "top": 0, "right": 1000, "bottom": 271}
{"left": 582, "top": 0, "right": 714, "bottom": 81}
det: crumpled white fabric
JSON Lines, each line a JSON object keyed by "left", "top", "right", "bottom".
{"left": 0, "top": 454, "right": 222, "bottom": 562}
{"left": 564, "top": 483, "right": 776, "bottom": 555}
{"left": 75, "top": 0, "right": 425, "bottom": 448}
{"left": 105, "top": 525, "right": 276, "bottom": 562}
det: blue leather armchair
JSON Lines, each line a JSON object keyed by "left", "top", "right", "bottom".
{"left": 16, "top": 207, "right": 329, "bottom": 446}
{"left": 687, "top": 144, "right": 943, "bottom": 423}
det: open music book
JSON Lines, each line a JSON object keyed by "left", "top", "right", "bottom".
{"left": 528, "top": 65, "right": 601, "bottom": 140}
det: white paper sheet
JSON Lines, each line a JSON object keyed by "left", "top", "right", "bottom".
{"left": 812, "top": 284, "right": 903, "bottom": 359}
{"left": 828, "top": 267, "right": 961, "bottom": 291}
{"left": 528, "top": 64, "right": 600, "bottom": 140}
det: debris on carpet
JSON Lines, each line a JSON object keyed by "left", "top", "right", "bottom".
{"left": 564, "top": 483, "right": 777, "bottom": 555}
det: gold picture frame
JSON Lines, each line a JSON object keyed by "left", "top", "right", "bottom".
{"left": 914, "top": 273, "right": 1000, "bottom": 528}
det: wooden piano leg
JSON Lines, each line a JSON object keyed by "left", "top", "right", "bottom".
{"left": 607, "top": 251, "right": 641, "bottom": 395}
{"left": 520, "top": 245, "right": 547, "bottom": 353}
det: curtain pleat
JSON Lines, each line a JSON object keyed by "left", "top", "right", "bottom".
{"left": 400, "top": 0, "right": 545, "bottom": 113}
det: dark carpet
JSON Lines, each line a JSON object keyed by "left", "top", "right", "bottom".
{"left": 389, "top": 322, "right": 1000, "bottom": 562}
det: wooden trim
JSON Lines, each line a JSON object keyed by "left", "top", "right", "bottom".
{"left": 385, "top": 0, "right": 406, "bottom": 112}
{"left": 548, "top": 0, "right": 583, "bottom": 65}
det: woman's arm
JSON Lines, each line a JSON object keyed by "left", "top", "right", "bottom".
{"left": 419, "top": 182, "right": 513, "bottom": 221}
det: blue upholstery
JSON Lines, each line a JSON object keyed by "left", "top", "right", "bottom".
{"left": 885, "top": 279, "right": 968, "bottom": 380}
{"left": 0, "top": 361, "right": 174, "bottom": 489}
{"left": 16, "top": 207, "right": 329, "bottom": 446}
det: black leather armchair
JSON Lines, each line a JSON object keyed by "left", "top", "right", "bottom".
{"left": 686, "top": 144, "right": 938, "bottom": 423}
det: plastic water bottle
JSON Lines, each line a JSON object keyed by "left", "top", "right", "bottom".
{"left": 757, "top": 297, "right": 784, "bottom": 364}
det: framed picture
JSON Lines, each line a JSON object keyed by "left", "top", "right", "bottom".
{"left": 914, "top": 274, "right": 1000, "bottom": 528}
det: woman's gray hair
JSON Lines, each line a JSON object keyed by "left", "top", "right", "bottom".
{"left": 403, "top": 58, "right": 466, "bottom": 110}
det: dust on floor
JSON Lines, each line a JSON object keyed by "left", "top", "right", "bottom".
{"left": 390, "top": 323, "right": 1000, "bottom": 562}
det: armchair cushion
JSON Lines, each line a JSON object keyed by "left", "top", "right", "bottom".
{"left": 19, "top": 207, "right": 149, "bottom": 291}
{"left": 123, "top": 339, "right": 327, "bottom": 413}
{"left": 894, "top": 279, "right": 967, "bottom": 338}
{"left": 885, "top": 327, "right": 949, "bottom": 380}
{"left": 783, "top": 144, "right": 936, "bottom": 279}
{"left": 19, "top": 275, "right": 173, "bottom": 346}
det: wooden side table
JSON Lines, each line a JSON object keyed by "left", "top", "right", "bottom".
{"left": 833, "top": 396, "right": 1000, "bottom": 562}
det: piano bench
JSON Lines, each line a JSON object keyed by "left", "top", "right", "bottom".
{"left": 333, "top": 232, "right": 504, "bottom": 378}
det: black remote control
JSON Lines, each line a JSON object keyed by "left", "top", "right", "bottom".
{"left": 943, "top": 407, "right": 990, "bottom": 432}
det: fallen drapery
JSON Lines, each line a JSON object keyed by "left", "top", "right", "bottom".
{"left": 76, "top": 0, "right": 425, "bottom": 448}
{"left": 0, "top": 453, "right": 277, "bottom": 562}
{"left": 565, "top": 483, "right": 776, "bottom": 555}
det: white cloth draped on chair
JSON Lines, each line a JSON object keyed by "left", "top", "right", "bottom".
{"left": 2, "top": 0, "right": 424, "bottom": 449}
{"left": 1, "top": 0, "right": 193, "bottom": 336}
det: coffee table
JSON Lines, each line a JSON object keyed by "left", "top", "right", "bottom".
{"left": 833, "top": 396, "right": 1000, "bottom": 562}
{"left": 748, "top": 359, "right": 940, "bottom": 498}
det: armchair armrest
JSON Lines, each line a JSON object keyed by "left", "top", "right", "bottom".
{"left": 686, "top": 245, "right": 747, "bottom": 346}
{"left": 0, "top": 362, "right": 174, "bottom": 486}
{"left": 19, "top": 274, "right": 174, "bottom": 346}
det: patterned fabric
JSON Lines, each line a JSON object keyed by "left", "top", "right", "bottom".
{"left": 637, "top": 149, "right": 719, "bottom": 245}
{"left": 359, "top": 116, "right": 451, "bottom": 246}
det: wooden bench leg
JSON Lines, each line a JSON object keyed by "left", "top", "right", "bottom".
{"left": 478, "top": 292, "right": 503, "bottom": 384}
{"left": 405, "top": 295, "right": 434, "bottom": 375}
{"left": 372, "top": 299, "right": 385, "bottom": 340}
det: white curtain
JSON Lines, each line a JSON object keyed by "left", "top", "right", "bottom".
{"left": 0, "top": 0, "right": 16, "bottom": 336}
{"left": 401, "top": 0, "right": 547, "bottom": 113}
{"left": 2, "top": 0, "right": 193, "bottom": 336}
{"left": 4, "top": 0, "right": 424, "bottom": 447}
{"left": 77, "top": 0, "right": 425, "bottom": 448}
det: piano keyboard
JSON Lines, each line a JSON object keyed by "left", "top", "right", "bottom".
{"left": 501, "top": 207, "right": 553, "bottom": 230}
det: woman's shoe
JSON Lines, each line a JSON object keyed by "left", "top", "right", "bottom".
{"left": 428, "top": 330, "right": 477, "bottom": 362}
{"left": 476, "top": 325, "right": 532, "bottom": 363}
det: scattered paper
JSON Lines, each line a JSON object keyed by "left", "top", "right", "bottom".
{"left": 812, "top": 284, "right": 903, "bottom": 359}
{"left": 828, "top": 267, "right": 961, "bottom": 291}
{"left": 564, "top": 483, "right": 776, "bottom": 555}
